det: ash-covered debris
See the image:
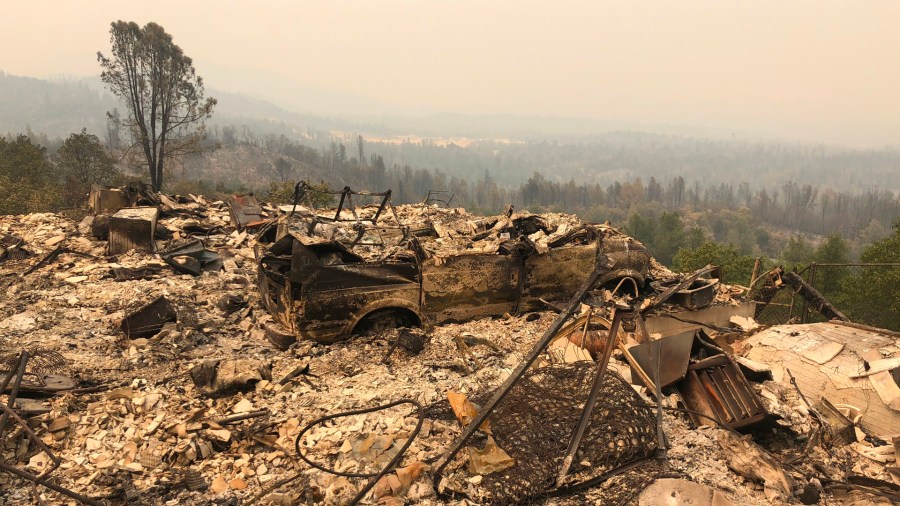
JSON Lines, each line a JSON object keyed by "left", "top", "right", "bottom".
{"left": 0, "top": 182, "right": 897, "bottom": 505}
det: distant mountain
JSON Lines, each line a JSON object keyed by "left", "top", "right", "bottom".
{"left": 0, "top": 72, "right": 117, "bottom": 139}
{"left": 0, "top": 71, "right": 370, "bottom": 141}
{"left": 0, "top": 71, "right": 740, "bottom": 144}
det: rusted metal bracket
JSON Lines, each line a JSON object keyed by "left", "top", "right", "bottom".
{"left": 290, "top": 181, "right": 407, "bottom": 249}
{"left": 423, "top": 190, "right": 456, "bottom": 207}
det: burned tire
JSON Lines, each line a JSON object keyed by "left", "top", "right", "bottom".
{"left": 265, "top": 322, "right": 297, "bottom": 350}
{"left": 353, "top": 309, "right": 420, "bottom": 336}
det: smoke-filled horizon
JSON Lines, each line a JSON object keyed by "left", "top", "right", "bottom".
{"left": 2, "top": 0, "right": 899, "bottom": 146}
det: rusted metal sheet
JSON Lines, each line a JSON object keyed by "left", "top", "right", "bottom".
{"left": 675, "top": 353, "right": 769, "bottom": 431}
{"left": 422, "top": 254, "right": 521, "bottom": 323}
{"left": 108, "top": 207, "right": 158, "bottom": 255}
{"left": 228, "top": 193, "right": 266, "bottom": 230}
{"left": 521, "top": 244, "right": 595, "bottom": 309}
{"left": 627, "top": 329, "right": 695, "bottom": 388}
{"left": 160, "top": 240, "right": 222, "bottom": 276}
{"left": 121, "top": 296, "right": 177, "bottom": 339}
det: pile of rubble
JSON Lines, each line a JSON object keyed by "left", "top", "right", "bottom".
{"left": 0, "top": 184, "right": 897, "bottom": 505}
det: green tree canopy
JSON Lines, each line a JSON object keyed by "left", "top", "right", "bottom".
{"left": 813, "top": 234, "right": 850, "bottom": 295}
{"left": 98, "top": 21, "right": 215, "bottom": 191}
{"left": 838, "top": 219, "right": 900, "bottom": 330}
{"left": 55, "top": 128, "right": 119, "bottom": 207}
{"left": 781, "top": 235, "right": 815, "bottom": 268}
{"left": 673, "top": 241, "right": 757, "bottom": 285}
{"left": 0, "top": 135, "right": 58, "bottom": 214}
{"left": 624, "top": 210, "right": 686, "bottom": 266}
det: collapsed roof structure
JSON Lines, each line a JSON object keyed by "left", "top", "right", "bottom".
{"left": 0, "top": 182, "right": 896, "bottom": 505}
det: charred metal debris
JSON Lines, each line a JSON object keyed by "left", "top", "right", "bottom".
{"left": 0, "top": 180, "right": 897, "bottom": 505}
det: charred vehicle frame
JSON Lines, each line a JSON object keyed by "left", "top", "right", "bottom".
{"left": 258, "top": 183, "right": 651, "bottom": 345}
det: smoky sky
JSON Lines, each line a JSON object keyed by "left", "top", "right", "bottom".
{"left": 2, "top": 0, "right": 899, "bottom": 146}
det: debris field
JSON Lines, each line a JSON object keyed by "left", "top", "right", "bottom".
{"left": 0, "top": 184, "right": 898, "bottom": 506}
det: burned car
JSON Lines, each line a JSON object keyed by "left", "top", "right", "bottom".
{"left": 258, "top": 187, "right": 651, "bottom": 346}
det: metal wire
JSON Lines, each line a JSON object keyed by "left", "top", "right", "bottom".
{"left": 290, "top": 399, "right": 425, "bottom": 505}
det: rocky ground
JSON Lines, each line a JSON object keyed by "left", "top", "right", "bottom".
{"left": 0, "top": 206, "right": 896, "bottom": 505}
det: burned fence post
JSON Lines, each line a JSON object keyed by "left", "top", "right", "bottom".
{"left": 781, "top": 269, "right": 848, "bottom": 322}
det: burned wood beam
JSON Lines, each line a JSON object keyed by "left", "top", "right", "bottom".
{"left": 781, "top": 271, "right": 849, "bottom": 322}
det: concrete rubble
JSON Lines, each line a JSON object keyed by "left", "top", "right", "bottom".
{"left": 0, "top": 184, "right": 897, "bottom": 505}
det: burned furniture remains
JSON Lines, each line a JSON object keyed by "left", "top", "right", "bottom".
{"left": 108, "top": 207, "right": 159, "bottom": 255}
{"left": 120, "top": 296, "right": 178, "bottom": 339}
{"left": 675, "top": 352, "right": 770, "bottom": 431}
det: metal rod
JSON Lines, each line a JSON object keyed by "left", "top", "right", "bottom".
{"left": 432, "top": 263, "right": 606, "bottom": 489}
{"left": 578, "top": 307, "right": 593, "bottom": 349}
{"left": 0, "top": 462, "right": 101, "bottom": 506}
{"left": 0, "top": 403, "right": 62, "bottom": 476}
{"left": 0, "top": 351, "right": 29, "bottom": 438}
{"left": 749, "top": 257, "right": 761, "bottom": 287}
{"left": 556, "top": 306, "right": 624, "bottom": 484}
{"left": 652, "top": 337, "right": 667, "bottom": 462}
{"left": 0, "top": 354, "right": 22, "bottom": 397}
{"left": 372, "top": 190, "right": 391, "bottom": 224}
{"left": 631, "top": 314, "right": 667, "bottom": 460}
{"left": 333, "top": 187, "right": 348, "bottom": 221}
{"left": 617, "top": 343, "right": 657, "bottom": 393}
{"left": 213, "top": 410, "right": 269, "bottom": 425}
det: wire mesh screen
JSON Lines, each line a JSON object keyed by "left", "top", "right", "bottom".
{"left": 752, "top": 283, "right": 800, "bottom": 326}
{"left": 0, "top": 347, "right": 67, "bottom": 375}
{"left": 750, "top": 263, "right": 900, "bottom": 330}
{"left": 432, "top": 363, "right": 658, "bottom": 504}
